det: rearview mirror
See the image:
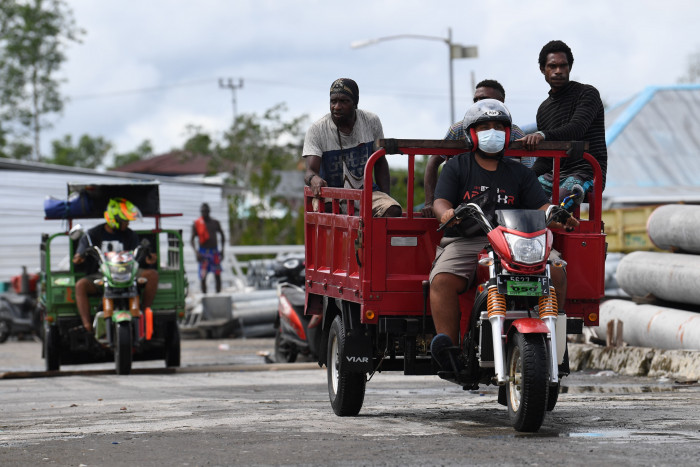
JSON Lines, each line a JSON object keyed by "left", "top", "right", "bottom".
{"left": 68, "top": 224, "right": 85, "bottom": 241}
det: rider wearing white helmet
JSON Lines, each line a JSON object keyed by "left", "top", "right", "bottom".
{"left": 429, "top": 99, "right": 578, "bottom": 370}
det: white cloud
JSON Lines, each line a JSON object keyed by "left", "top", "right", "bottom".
{"left": 39, "top": 0, "right": 700, "bottom": 158}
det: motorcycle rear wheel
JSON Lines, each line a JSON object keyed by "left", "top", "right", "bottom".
{"left": 506, "top": 332, "right": 548, "bottom": 432}
{"left": 115, "top": 321, "right": 132, "bottom": 375}
{"left": 164, "top": 321, "right": 181, "bottom": 367}
{"left": 0, "top": 320, "right": 10, "bottom": 343}
{"left": 44, "top": 324, "right": 60, "bottom": 371}
{"left": 274, "top": 327, "right": 298, "bottom": 363}
{"left": 547, "top": 383, "right": 560, "bottom": 411}
{"left": 327, "top": 315, "right": 366, "bottom": 416}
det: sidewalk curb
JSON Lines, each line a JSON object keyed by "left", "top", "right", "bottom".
{"left": 569, "top": 343, "right": 700, "bottom": 381}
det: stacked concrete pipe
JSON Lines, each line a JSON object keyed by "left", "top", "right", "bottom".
{"left": 594, "top": 204, "right": 700, "bottom": 350}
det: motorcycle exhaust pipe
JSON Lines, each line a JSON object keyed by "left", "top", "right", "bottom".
{"left": 106, "top": 317, "right": 113, "bottom": 347}
{"left": 132, "top": 316, "right": 140, "bottom": 345}
{"left": 543, "top": 316, "right": 559, "bottom": 384}
{"left": 489, "top": 314, "right": 507, "bottom": 384}
{"left": 487, "top": 285, "right": 507, "bottom": 385}
{"left": 538, "top": 281, "right": 560, "bottom": 384}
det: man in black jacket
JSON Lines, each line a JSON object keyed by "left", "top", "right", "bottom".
{"left": 519, "top": 40, "right": 607, "bottom": 205}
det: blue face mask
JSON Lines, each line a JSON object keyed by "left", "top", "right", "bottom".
{"left": 476, "top": 129, "right": 506, "bottom": 154}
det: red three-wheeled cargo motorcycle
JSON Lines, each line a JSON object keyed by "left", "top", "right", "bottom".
{"left": 303, "top": 139, "right": 605, "bottom": 432}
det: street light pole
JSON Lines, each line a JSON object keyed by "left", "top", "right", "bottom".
{"left": 447, "top": 27, "right": 455, "bottom": 123}
{"left": 351, "top": 28, "right": 477, "bottom": 124}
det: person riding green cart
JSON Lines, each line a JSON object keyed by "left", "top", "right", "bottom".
{"left": 39, "top": 182, "right": 187, "bottom": 374}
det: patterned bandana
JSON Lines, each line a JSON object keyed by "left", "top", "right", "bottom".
{"left": 330, "top": 78, "right": 359, "bottom": 107}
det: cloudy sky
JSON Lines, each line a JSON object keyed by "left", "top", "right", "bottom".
{"left": 42, "top": 0, "right": 700, "bottom": 162}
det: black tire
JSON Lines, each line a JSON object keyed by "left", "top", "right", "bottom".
{"left": 547, "top": 383, "right": 560, "bottom": 411}
{"left": 274, "top": 327, "right": 298, "bottom": 363}
{"left": 115, "top": 321, "right": 132, "bottom": 375}
{"left": 44, "top": 325, "right": 60, "bottom": 371}
{"left": 0, "top": 320, "right": 10, "bottom": 343}
{"left": 164, "top": 321, "right": 181, "bottom": 368}
{"left": 547, "top": 340, "right": 567, "bottom": 411}
{"left": 506, "top": 332, "right": 548, "bottom": 432}
{"left": 327, "top": 315, "right": 366, "bottom": 416}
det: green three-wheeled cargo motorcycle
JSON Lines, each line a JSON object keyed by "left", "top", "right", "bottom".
{"left": 38, "top": 182, "right": 187, "bottom": 374}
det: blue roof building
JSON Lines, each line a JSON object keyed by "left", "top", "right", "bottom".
{"left": 603, "top": 84, "right": 700, "bottom": 207}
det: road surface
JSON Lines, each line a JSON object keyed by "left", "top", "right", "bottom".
{"left": 1, "top": 338, "right": 699, "bottom": 466}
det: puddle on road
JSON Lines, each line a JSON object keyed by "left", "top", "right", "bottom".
{"left": 560, "top": 385, "right": 680, "bottom": 394}
{"left": 479, "top": 429, "right": 700, "bottom": 441}
{"left": 368, "top": 384, "right": 696, "bottom": 397}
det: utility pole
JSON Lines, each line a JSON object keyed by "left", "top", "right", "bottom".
{"left": 219, "top": 78, "right": 244, "bottom": 124}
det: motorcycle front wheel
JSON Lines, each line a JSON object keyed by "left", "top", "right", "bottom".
{"left": 506, "top": 332, "right": 548, "bottom": 432}
{"left": 274, "top": 327, "right": 298, "bottom": 363}
{"left": 0, "top": 319, "right": 10, "bottom": 343}
{"left": 327, "top": 315, "right": 366, "bottom": 416}
{"left": 115, "top": 321, "right": 132, "bottom": 375}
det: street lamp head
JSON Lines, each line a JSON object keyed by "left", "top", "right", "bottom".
{"left": 350, "top": 39, "right": 377, "bottom": 49}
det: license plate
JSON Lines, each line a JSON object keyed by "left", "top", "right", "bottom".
{"left": 506, "top": 280, "right": 542, "bottom": 296}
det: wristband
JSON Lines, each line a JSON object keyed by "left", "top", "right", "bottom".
{"left": 535, "top": 131, "right": 545, "bottom": 140}
{"left": 305, "top": 174, "right": 317, "bottom": 186}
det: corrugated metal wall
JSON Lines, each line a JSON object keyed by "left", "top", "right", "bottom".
{"left": 0, "top": 168, "right": 229, "bottom": 287}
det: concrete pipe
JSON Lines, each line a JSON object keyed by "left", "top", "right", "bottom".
{"left": 616, "top": 251, "right": 700, "bottom": 305}
{"left": 593, "top": 299, "right": 700, "bottom": 351}
{"left": 647, "top": 204, "right": 700, "bottom": 254}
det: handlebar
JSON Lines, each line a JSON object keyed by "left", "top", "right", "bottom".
{"left": 438, "top": 203, "right": 573, "bottom": 234}
{"left": 545, "top": 205, "right": 573, "bottom": 228}
{"left": 437, "top": 203, "right": 494, "bottom": 233}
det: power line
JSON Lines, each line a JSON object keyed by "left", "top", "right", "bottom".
{"left": 67, "top": 76, "right": 463, "bottom": 103}
{"left": 69, "top": 78, "right": 216, "bottom": 101}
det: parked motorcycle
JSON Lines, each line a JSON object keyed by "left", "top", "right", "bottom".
{"left": 0, "top": 267, "right": 40, "bottom": 343}
{"left": 70, "top": 225, "right": 152, "bottom": 375}
{"left": 435, "top": 202, "right": 572, "bottom": 432}
{"left": 272, "top": 254, "right": 322, "bottom": 363}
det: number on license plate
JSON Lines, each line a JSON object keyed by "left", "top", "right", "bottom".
{"left": 506, "top": 281, "right": 542, "bottom": 296}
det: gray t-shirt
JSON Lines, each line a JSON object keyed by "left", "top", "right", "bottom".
{"left": 302, "top": 109, "right": 383, "bottom": 189}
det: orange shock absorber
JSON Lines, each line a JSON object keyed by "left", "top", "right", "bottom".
{"left": 103, "top": 297, "right": 114, "bottom": 318}
{"left": 487, "top": 285, "right": 506, "bottom": 318}
{"left": 129, "top": 296, "right": 140, "bottom": 317}
{"left": 538, "top": 286, "right": 559, "bottom": 319}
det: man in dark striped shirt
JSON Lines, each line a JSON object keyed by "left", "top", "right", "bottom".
{"left": 519, "top": 40, "right": 607, "bottom": 207}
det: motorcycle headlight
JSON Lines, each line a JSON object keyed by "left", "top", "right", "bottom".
{"left": 108, "top": 263, "right": 132, "bottom": 282}
{"left": 503, "top": 232, "right": 546, "bottom": 265}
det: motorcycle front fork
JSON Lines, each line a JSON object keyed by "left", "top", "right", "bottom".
{"left": 104, "top": 316, "right": 140, "bottom": 348}
{"left": 490, "top": 314, "right": 560, "bottom": 385}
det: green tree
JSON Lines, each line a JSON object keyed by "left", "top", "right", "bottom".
{"left": 389, "top": 155, "right": 428, "bottom": 211}
{"left": 182, "top": 104, "right": 308, "bottom": 246}
{"left": 111, "top": 139, "right": 154, "bottom": 168}
{"left": 48, "top": 133, "right": 111, "bottom": 168}
{"left": 218, "top": 103, "right": 307, "bottom": 188}
{"left": 182, "top": 125, "right": 213, "bottom": 155}
{"left": 0, "top": 0, "right": 83, "bottom": 160}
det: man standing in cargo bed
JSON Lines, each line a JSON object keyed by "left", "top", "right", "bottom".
{"left": 191, "top": 203, "right": 225, "bottom": 294}
{"left": 302, "top": 78, "right": 401, "bottom": 217}
{"left": 519, "top": 40, "right": 607, "bottom": 207}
